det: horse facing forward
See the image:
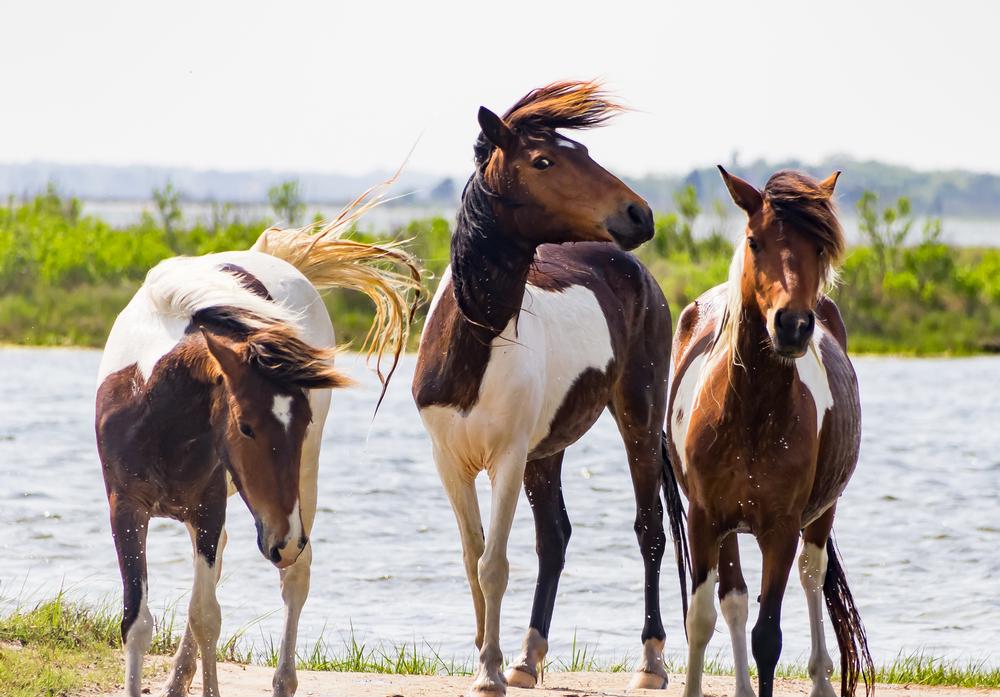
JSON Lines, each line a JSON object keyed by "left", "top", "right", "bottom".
{"left": 413, "top": 82, "right": 687, "bottom": 696}
{"left": 96, "top": 202, "right": 420, "bottom": 697}
{"left": 668, "top": 167, "right": 874, "bottom": 697}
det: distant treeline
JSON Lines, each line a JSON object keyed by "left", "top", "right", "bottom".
{"left": 2, "top": 185, "right": 999, "bottom": 354}
{"left": 4, "top": 157, "right": 1000, "bottom": 217}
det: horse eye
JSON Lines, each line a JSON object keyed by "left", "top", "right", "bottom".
{"left": 817, "top": 247, "right": 825, "bottom": 257}
{"left": 747, "top": 237, "right": 759, "bottom": 252}
{"left": 532, "top": 157, "right": 553, "bottom": 170}
{"left": 238, "top": 422, "right": 255, "bottom": 439}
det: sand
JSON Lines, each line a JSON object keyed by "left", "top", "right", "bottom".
{"left": 95, "top": 663, "right": 1000, "bottom": 697}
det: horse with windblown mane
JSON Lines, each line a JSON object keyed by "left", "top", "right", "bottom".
{"left": 413, "top": 81, "right": 687, "bottom": 696}
{"left": 668, "top": 167, "right": 874, "bottom": 697}
{"left": 95, "top": 188, "right": 422, "bottom": 697}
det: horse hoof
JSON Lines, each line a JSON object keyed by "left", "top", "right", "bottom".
{"left": 470, "top": 672, "right": 507, "bottom": 696}
{"left": 504, "top": 665, "right": 537, "bottom": 688}
{"left": 629, "top": 670, "right": 669, "bottom": 690}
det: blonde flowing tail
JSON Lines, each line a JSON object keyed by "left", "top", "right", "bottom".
{"left": 251, "top": 177, "right": 424, "bottom": 410}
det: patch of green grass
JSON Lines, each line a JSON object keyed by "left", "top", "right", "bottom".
{"left": 2, "top": 596, "right": 998, "bottom": 691}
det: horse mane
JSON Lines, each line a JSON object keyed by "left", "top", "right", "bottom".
{"left": 712, "top": 170, "right": 845, "bottom": 369}
{"left": 764, "top": 170, "right": 845, "bottom": 266}
{"left": 476, "top": 80, "right": 623, "bottom": 177}
{"left": 193, "top": 306, "right": 349, "bottom": 390}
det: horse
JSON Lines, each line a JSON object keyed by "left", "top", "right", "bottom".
{"left": 667, "top": 167, "right": 875, "bottom": 697}
{"left": 412, "top": 81, "right": 687, "bottom": 696}
{"left": 96, "top": 200, "right": 420, "bottom": 697}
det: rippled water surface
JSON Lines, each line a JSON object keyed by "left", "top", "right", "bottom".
{"left": 1, "top": 349, "right": 998, "bottom": 666}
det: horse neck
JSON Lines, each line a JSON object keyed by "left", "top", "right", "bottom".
{"left": 449, "top": 176, "right": 536, "bottom": 338}
{"left": 724, "top": 304, "right": 798, "bottom": 414}
{"left": 143, "top": 347, "right": 219, "bottom": 442}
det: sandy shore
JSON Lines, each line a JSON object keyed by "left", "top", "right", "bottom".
{"left": 93, "top": 663, "right": 1000, "bottom": 697}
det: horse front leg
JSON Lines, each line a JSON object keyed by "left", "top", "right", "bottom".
{"left": 683, "top": 505, "right": 721, "bottom": 697}
{"left": 752, "top": 523, "right": 799, "bottom": 697}
{"left": 181, "top": 488, "right": 227, "bottom": 697}
{"left": 505, "top": 450, "right": 568, "bottom": 689}
{"left": 473, "top": 447, "right": 528, "bottom": 696}
{"left": 719, "top": 533, "right": 755, "bottom": 697}
{"left": 110, "top": 495, "right": 153, "bottom": 697}
{"left": 159, "top": 526, "right": 228, "bottom": 697}
{"left": 273, "top": 409, "right": 325, "bottom": 697}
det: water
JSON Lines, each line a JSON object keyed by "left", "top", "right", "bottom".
{"left": 80, "top": 200, "right": 1000, "bottom": 247}
{"left": 1, "top": 349, "right": 998, "bottom": 667}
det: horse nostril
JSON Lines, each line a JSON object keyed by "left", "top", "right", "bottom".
{"left": 774, "top": 309, "right": 785, "bottom": 329}
{"left": 268, "top": 545, "right": 282, "bottom": 563}
{"left": 626, "top": 202, "right": 644, "bottom": 226}
{"left": 298, "top": 535, "right": 308, "bottom": 550}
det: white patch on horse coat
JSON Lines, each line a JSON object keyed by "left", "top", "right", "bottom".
{"left": 97, "top": 251, "right": 334, "bottom": 385}
{"left": 670, "top": 352, "right": 707, "bottom": 475}
{"left": 420, "top": 274, "right": 613, "bottom": 464}
{"left": 555, "top": 136, "right": 579, "bottom": 150}
{"left": 795, "top": 328, "right": 834, "bottom": 435}
{"left": 286, "top": 500, "right": 302, "bottom": 551}
{"left": 720, "top": 589, "right": 754, "bottom": 697}
{"left": 123, "top": 581, "right": 152, "bottom": 697}
{"left": 272, "top": 394, "right": 293, "bottom": 431}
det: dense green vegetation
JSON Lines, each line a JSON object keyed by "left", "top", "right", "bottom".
{"left": 1, "top": 185, "right": 999, "bottom": 354}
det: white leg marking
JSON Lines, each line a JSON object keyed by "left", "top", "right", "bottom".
{"left": 272, "top": 394, "right": 293, "bottom": 431}
{"left": 505, "top": 627, "right": 548, "bottom": 688}
{"left": 473, "top": 449, "right": 528, "bottom": 695}
{"left": 795, "top": 331, "right": 834, "bottom": 435}
{"left": 188, "top": 551, "right": 222, "bottom": 697}
{"left": 684, "top": 569, "right": 719, "bottom": 697}
{"left": 629, "top": 636, "right": 669, "bottom": 689}
{"left": 273, "top": 544, "right": 311, "bottom": 697}
{"left": 720, "top": 589, "right": 756, "bottom": 697}
{"left": 124, "top": 582, "right": 153, "bottom": 697}
{"left": 799, "top": 542, "right": 837, "bottom": 697}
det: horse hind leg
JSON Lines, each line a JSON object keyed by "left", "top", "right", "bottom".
{"left": 505, "top": 451, "right": 569, "bottom": 688}
{"left": 111, "top": 497, "right": 153, "bottom": 697}
{"left": 804, "top": 507, "right": 875, "bottom": 697}
{"left": 609, "top": 378, "right": 672, "bottom": 690}
{"left": 718, "top": 533, "right": 755, "bottom": 697}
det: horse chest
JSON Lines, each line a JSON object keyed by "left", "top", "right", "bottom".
{"left": 417, "top": 282, "right": 614, "bottom": 467}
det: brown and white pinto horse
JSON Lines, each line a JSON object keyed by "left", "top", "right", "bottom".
{"left": 667, "top": 168, "right": 874, "bottom": 697}
{"left": 412, "top": 82, "right": 687, "bottom": 696}
{"left": 96, "top": 211, "right": 419, "bottom": 697}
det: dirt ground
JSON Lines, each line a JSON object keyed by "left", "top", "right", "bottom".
{"left": 94, "top": 663, "right": 1000, "bottom": 697}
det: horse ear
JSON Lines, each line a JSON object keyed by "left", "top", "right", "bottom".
{"left": 818, "top": 170, "right": 841, "bottom": 198}
{"left": 201, "top": 328, "right": 245, "bottom": 383}
{"left": 478, "top": 106, "right": 516, "bottom": 152}
{"left": 718, "top": 165, "right": 763, "bottom": 215}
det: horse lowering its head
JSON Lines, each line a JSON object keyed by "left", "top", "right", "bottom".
{"left": 718, "top": 166, "right": 845, "bottom": 358}
{"left": 194, "top": 314, "right": 349, "bottom": 566}
{"left": 474, "top": 81, "right": 653, "bottom": 250}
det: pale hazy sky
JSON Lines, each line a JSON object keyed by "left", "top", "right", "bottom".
{"left": 2, "top": 0, "right": 997, "bottom": 178}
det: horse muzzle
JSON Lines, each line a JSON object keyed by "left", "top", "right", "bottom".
{"left": 255, "top": 515, "right": 308, "bottom": 569}
{"left": 771, "top": 308, "right": 815, "bottom": 358}
{"left": 605, "top": 201, "right": 654, "bottom": 251}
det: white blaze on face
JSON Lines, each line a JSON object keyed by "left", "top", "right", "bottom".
{"left": 286, "top": 500, "right": 302, "bottom": 548}
{"left": 272, "top": 394, "right": 293, "bottom": 431}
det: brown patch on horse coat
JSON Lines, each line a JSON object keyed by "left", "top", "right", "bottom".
{"left": 219, "top": 263, "right": 273, "bottom": 300}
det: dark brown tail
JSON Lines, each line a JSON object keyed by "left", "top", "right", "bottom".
{"left": 824, "top": 535, "right": 875, "bottom": 697}
{"left": 660, "top": 432, "right": 689, "bottom": 628}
